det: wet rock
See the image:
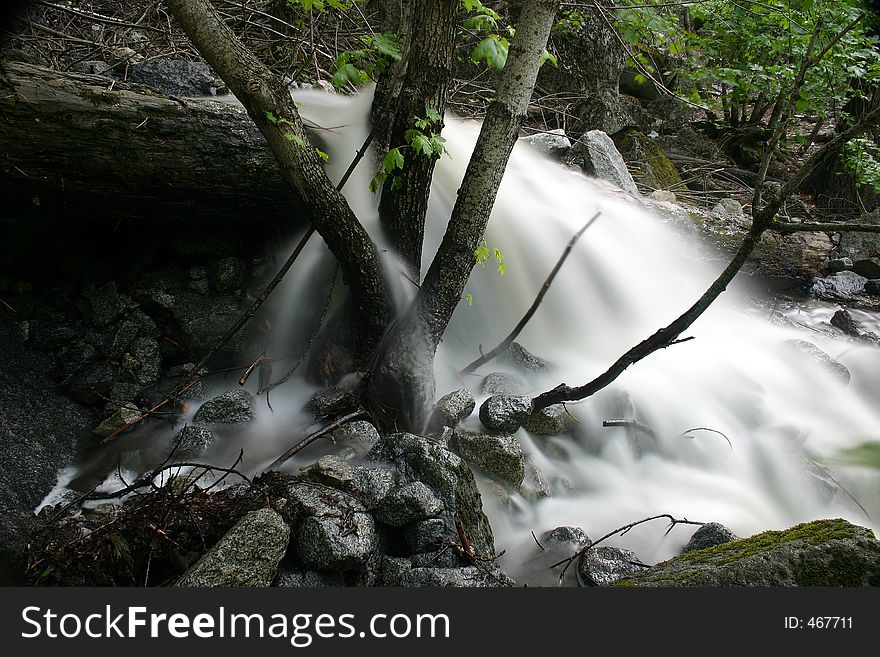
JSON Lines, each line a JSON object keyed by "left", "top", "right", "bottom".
{"left": 831, "top": 308, "right": 863, "bottom": 337}
{"left": 171, "top": 292, "right": 248, "bottom": 354}
{"left": 519, "top": 459, "right": 552, "bottom": 500}
{"left": 274, "top": 566, "right": 345, "bottom": 587}
{"left": 523, "top": 404, "right": 572, "bottom": 435}
{"left": 574, "top": 130, "right": 639, "bottom": 195}
{"left": 332, "top": 420, "right": 379, "bottom": 455}
{"left": 542, "top": 526, "right": 591, "bottom": 548}
{"left": 380, "top": 556, "right": 514, "bottom": 587}
{"left": 284, "top": 484, "right": 378, "bottom": 571}
{"left": 129, "top": 59, "right": 216, "bottom": 96}
{"left": 64, "top": 361, "right": 116, "bottom": 405}
{"left": 188, "top": 279, "right": 210, "bottom": 295}
{"left": 170, "top": 425, "right": 216, "bottom": 458}
{"left": 837, "top": 208, "right": 880, "bottom": 262}
{"left": 499, "top": 342, "right": 552, "bottom": 373}
{"left": 785, "top": 340, "right": 850, "bottom": 384}
{"left": 811, "top": 271, "right": 867, "bottom": 297}
{"left": 405, "top": 518, "right": 452, "bottom": 553}
{"left": 827, "top": 257, "right": 854, "bottom": 273}
{"left": 27, "top": 320, "right": 81, "bottom": 351}
{"left": 375, "top": 481, "right": 443, "bottom": 527}
{"left": 479, "top": 395, "right": 534, "bottom": 433}
{"left": 92, "top": 403, "right": 143, "bottom": 438}
{"left": 865, "top": 279, "right": 880, "bottom": 296}
{"left": 522, "top": 129, "right": 571, "bottom": 159}
{"left": 304, "top": 387, "right": 358, "bottom": 418}
{"left": 175, "top": 508, "right": 290, "bottom": 587}
{"left": 578, "top": 546, "right": 646, "bottom": 586}
{"left": 368, "top": 433, "right": 495, "bottom": 559}
{"left": 612, "top": 128, "right": 683, "bottom": 190}
{"left": 853, "top": 257, "right": 880, "bottom": 279}
{"left": 681, "top": 523, "right": 739, "bottom": 553}
{"left": 480, "top": 371, "right": 526, "bottom": 394}
{"left": 451, "top": 428, "right": 526, "bottom": 488}
{"left": 616, "top": 519, "right": 880, "bottom": 586}
{"left": 207, "top": 257, "right": 247, "bottom": 293}
{"left": 85, "top": 282, "right": 124, "bottom": 327}
{"left": 299, "top": 455, "right": 395, "bottom": 509}
{"left": 123, "top": 336, "right": 162, "bottom": 387}
{"left": 193, "top": 389, "right": 256, "bottom": 424}
{"left": 106, "top": 320, "right": 139, "bottom": 360}
{"left": 428, "top": 388, "right": 475, "bottom": 433}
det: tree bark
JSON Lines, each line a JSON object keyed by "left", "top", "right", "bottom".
{"left": 367, "top": 0, "right": 559, "bottom": 432}
{"left": 0, "top": 61, "right": 299, "bottom": 227}
{"left": 164, "top": 0, "right": 390, "bottom": 362}
{"left": 374, "top": 0, "right": 458, "bottom": 276}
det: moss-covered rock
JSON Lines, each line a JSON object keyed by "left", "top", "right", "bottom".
{"left": 614, "top": 519, "right": 880, "bottom": 587}
{"left": 612, "top": 128, "right": 683, "bottom": 191}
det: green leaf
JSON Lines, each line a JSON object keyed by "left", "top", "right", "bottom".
{"left": 470, "top": 35, "right": 509, "bottom": 70}
{"left": 331, "top": 63, "right": 368, "bottom": 88}
{"left": 315, "top": 148, "right": 330, "bottom": 162}
{"left": 390, "top": 176, "right": 403, "bottom": 191}
{"left": 425, "top": 106, "right": 442, "bottom": 123}
{"left": 266, "top": 111, "right": 279, "bottom": 125}
{"left": 540, "top": 49, "right": 558, "bottom": 68}
{"left": 465, "top": 293, "right": 473, "bottom": 306}
{"left": 474, "top": 241, "right": 490, "bottom": 268}
{"left": 368, "top": 32, "right": 402, "bottom": 60}
{"left": 384, "top": 147, "right": 405, "bottom": 172}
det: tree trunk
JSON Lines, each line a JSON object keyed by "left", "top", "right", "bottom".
{"left": 164, "top": 0, "right": 390, "bottom": 363}
{"left": 0, "top": 61, "right": 300, "bottom": 228}
{"left": 367, "top": 0, "right": 559, "bottom": 432}
{"left": 374, "top": 0, "right": 458, "bottom": 276}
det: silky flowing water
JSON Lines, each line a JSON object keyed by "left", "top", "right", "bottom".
{"left": 43, "top": 88, "right": 880, "bottom": 585}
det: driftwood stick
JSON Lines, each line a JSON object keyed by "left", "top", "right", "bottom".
{"left": 265, "top": 409, "right": 369, "bottom": 471}
{"left": 461, "top": 211, "right": 601, "bottom": 374}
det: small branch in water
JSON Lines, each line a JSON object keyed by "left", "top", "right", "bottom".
{"left": 239, "top": 351, "right": 270, "bottom": 387}
{"left": 602, "top": 419, "right": 657, "bottom": 440}
{"left": 265, "top": 409, "right": 369, "bottom": 471}
{"left": 0, "top": 297, "right": 16, "bottom": 314}
{"left": 531, "top": 530, "right": 546, "bottom": 551}
{"left": 551, "top": 514, "right": 705, "bottom": 584}
{"left": 461, "top": 212, "right": 601, "bottom": 375}
{"left": 681, "top": 426, "right": 733, "bottom": 450}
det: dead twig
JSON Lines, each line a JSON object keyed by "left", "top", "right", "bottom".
{"left": 265, "top": 409, "right": 369, "bottom": 471}
{"left": 681, "top": 426, "right": 733, "bottom": 450}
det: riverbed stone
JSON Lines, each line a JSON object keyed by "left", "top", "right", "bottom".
{"left": 332, "top": 420, "right": 379, "bottom": 455}
{"left": 479, "top": 394, "right": 534, "bottom": 433}
{"left": 451, "top": 428, "right": 526, "bottom": 488}
{"left": 170, "top": 425, "right": 216, "bottom": 458}
{"left": 375, "top": 481, "right": 443, "bottom": 527}
{"left": 175, "top": 508, "right": 290, "bottom": 587}
{"left": 578, "top": 546, "right": 645, "bottom": 586}
{"left": 428, "top": 388, "right": 475, "bottom": 433}
{"left": 523, "top": 404, "right": 572, "bottom": 435}
{"left": 193, "top": 389, "right": 256, "bottom": 424}
{"left": 681, "top": 522, "right": 739, "bottom": 553}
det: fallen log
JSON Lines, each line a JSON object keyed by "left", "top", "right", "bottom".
{"left": 0, "top": 61, "right": 303, "bottom": 227}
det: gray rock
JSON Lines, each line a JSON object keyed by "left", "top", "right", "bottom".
{"left": 380, "top": 556, "right": 514, "bottom": 587}
{"left": 64, "top": 361, "right": 115, "bottom": 405}
{"left": 522, "top": 129, "right": 571, "bottom": 158}
{"left": 299, "top": 455, "right": 395, "bottom": 509}
{"left": 332, "top": 420, "right": 380, "bottom": 455}
{"left": 831, "top": 308, "right": 863, "bottom": 337}
{"left": 85, "top": 282, "right": 124, "bottom": 327}
{"left": 175, "top": 508, "right": 289, "bottom": 587}
{"left": 519, "top": 459, "right": 552, "bottom": 500}
{"left": 274, "top": 567, "right": 346, "bottom": 587}
{"left": 368, "top": 433, "right": 495, "bottom": 559}
{"left": 93, "top": 403, "right": 144, "bottom": 439}
{"left": 70, "top": 60, "right": 113, "bottom": 76}
{"left": 304, "top": 387, "right": 357, "bottom": 418}
{"left": 712, "top": 198, "right": 744, "bottom": 219}
{"left": 451, "top": 429, "right": 526, "bottom": 488}
{"left": 542, "top": 526, "right": 591, "bottom": 548}
{"left": 866, "top": 279, "right": 880, "bottom": 296}
{"left": 681, "top": 523, "right": 739, "bottom": 553}
{"left": 575, "top": 130, "right": 639, "bottom": 195}
{"left": 650, "top": 189, "right": 677, "bottom": 203}
{"left": 171, "top": 292, "right": 249, "bottom": 354}
{"left": 123, "top": 336, "right": 162, "bottom": 387}
{"left": 106, "top": 320, "right": 139, "bottom": 360}
{"left": 838, "top": 208, "right": 880, "bottom": 262}
{"left": 480, "top": 371, "right": 526, "bottom": 394}
{"left": 578, "top": 546, "right": 646, "bottom": 586}
{"left": 171, "top": 425, "right": 216, "bottom": 458}
{"left": 102, "top": 381, "right": 144, "bottom": 416}
{"left": 827, "top": 257, "right": 854, "bottom": 273}
{"left": 498, "top": 342, "right": 552, "bottom": 373}
{"left": 25, "top": 320, "right": 81, "bottom": 352}
{"left": 479, "top": 395, "right": 534, "bottom": 433}
{"left": 523, "top": 404, "right": 572, "bottom": 435}
{"left": 405, "top": 518, "right": 452, "bottom": 553}
{"left": 0, "top": 319, "right": 95, "bottom": 583}
{"left": 188, "top": 279, "right": 210, "bottom": 295}
{"left": 428, "top": 388, "right": 475, "bottom": 432}
{"left": 375, "top": 481, "right": 443, "bottom": 527}
{"left": 853, "top": 257, "right": 880, "bottom": 279}
{"left": 285, "top": 484, "right": 378, "bottom": 571}
{"left": 207, "top": 257, "right": 247, "bottom": 293}
{"left": 616, "top": 519, "right": 880, "bottom": 587}
{"left": 811, "top": 271, "right": 867, "bottom": 297}
{"left": 785, "top": 340, "right": 851, "bottom": 384}
{"left": 193, "top": 389, "right": 256, "bottom": 424}
{"left": 129, "top": 58, "right": 216, "bottom": 96}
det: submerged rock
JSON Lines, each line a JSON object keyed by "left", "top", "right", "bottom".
{"left": 616, "top": 519, "right": 880, "bottom": 586}
{"left": 578, "top": 546, "right": 646, "bottom": 586}
{"left": 785, "top": 340, "right": 851, "bottom": 384}
{"left": 193, "top": 389, "right": 256, "bottom": 424}
{"left": 175, "top": 508, "right": 290, "bottom": 587}
{"left": 523, "top": 404, "right": 572, "bottom": 435}
{"left": 498, "top": 342, "right": 552, "bottom": 373}
{"left": 479, "top": 394, "right": 534, "bottom": 433}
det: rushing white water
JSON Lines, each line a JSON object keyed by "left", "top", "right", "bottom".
{"left": 43, "top": 87, "right": 880, "bottom": 585}
{"left": 283, "top": 87, "right": 880, "bottom": 583}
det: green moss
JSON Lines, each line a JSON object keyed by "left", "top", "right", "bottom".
{"left": 612, "top": 128, "right": 684, "bottom": 190}
{"left": 79, "top": 88, "right": 122, "bottom": 106}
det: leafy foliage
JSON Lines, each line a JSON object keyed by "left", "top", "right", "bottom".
{"left": 370, "top": 107, "right": 447, "bottom": 192}
{"left": 331, "top": 33, "right": 402, "bottom": 88}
